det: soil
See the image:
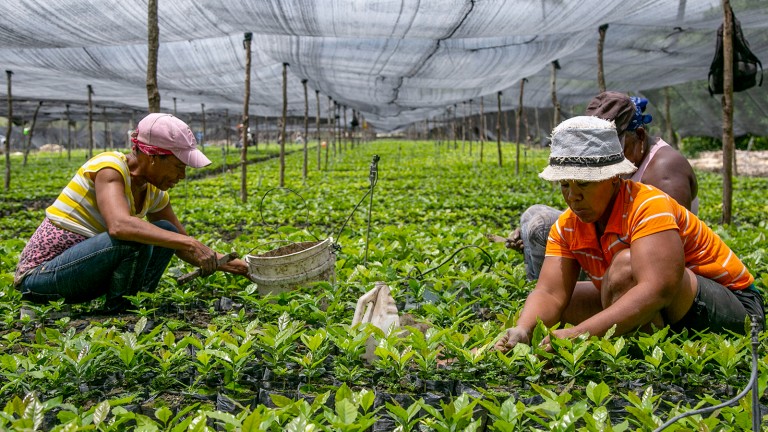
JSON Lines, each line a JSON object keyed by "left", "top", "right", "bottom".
{"left": 689, "top": 150, "right": 768, "bottom": 177}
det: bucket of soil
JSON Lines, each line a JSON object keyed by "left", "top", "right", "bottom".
{"left": 245, "top": 237, "right": 336, "bottom": 296}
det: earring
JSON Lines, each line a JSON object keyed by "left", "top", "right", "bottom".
{"left": 151, "top": 158, "right": 155, "bottom": 166}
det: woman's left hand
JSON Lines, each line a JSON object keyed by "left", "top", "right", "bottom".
{"left": 218, "top": 257, "right": 249, "bottom": 276}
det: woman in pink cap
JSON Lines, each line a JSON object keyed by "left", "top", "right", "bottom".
{"left": 15, "top": 113, "right": 252, "bottom": 313}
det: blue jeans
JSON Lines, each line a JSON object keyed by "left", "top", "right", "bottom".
{"left": 19, "top": 220, "right": 178, "bottom": 311}
{"left": 518, "top": 204, "right": 562, "bottom": 281}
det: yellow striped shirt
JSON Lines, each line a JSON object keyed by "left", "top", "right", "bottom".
{"left": 46, "top": 152, "right": 169, "bottom": 237}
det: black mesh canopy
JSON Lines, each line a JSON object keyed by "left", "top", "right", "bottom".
{"left": 0, "top": 0, "right": 766, "bottom": 134}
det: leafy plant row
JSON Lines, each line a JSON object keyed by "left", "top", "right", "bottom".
{"left": 1, "top": 139, "right": 767, "bottom": 430}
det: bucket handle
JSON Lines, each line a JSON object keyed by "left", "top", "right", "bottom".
{"left": 244, "top": 239, "right": 294, "bottom": 256}
{"left": 258, "top": 187, "right": 322, "bottom": 242}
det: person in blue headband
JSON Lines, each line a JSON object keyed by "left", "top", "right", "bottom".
{"left": 503, "top": 91, "right": 699, "bottom": 282}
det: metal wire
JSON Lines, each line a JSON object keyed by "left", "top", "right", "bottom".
{"left": 258, "top": 186, "right": 321, "bottom": 242}
{"left": 653, "top": 318, "right": 762, "bottom": 431}
{"left": 403, "top": 244, "right": 494, "bottom": 282}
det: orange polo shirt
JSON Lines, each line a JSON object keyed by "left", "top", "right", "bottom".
{"left": 546, "top": 179, "right": 753, "bottom": 291}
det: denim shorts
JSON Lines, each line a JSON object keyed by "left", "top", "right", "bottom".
{"left": 670, "top": 275, "right": 765, "bottom": 335}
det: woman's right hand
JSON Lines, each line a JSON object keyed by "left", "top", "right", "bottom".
{"left": 494, "top": 326, "right": 531, "bottom": 353}
{"left": 188, "top": 239, "right": 218, "bottom": 276}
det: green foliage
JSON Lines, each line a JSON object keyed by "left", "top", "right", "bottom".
{"left": 1, "top": 140, "right": 766, "bottom": 429}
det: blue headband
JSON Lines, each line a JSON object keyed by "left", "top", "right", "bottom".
{"left": 628, "top": 96, "right": 653, "bottom": 131}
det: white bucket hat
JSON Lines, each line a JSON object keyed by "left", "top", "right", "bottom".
{"left": 539, "top": 116, "right": 637, "bottom": 182}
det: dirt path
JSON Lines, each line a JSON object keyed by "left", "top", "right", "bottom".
{"left": 689, "top": 150, "right": 768, "bottom": 177}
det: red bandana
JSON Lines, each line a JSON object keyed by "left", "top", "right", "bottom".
{"left": 131, "top": 138, "right": 174, "bottom": 156}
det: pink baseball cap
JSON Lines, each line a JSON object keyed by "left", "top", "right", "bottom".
{"left": 136, "top": 113, "right": 211, "bottom": 168}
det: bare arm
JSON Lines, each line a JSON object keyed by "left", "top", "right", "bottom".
{"left": 642, "top": 147, "right": 698, "bottom": 211}
{"left": 560, "top": 229, "right": 688, "bottom": 338}
{"left": 495, "top": 255, "right": 580, "bottom": 351}
{"left": 95, "top": 168, "right": 218, "bottom": 273}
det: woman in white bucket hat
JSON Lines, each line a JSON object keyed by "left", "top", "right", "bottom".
{"left": 496, "top": 116, "right": 763, "bottom": 352}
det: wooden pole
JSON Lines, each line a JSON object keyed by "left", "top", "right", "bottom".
{"left": 721, "top": 0, "right": 734, "bottom": 224}
{"left": 479, "top": 96, "right": 485, "bottom": 162}
{"left": 66, "top": 103, "right": 72, "bottom": 160}
{"left": 240, "top": 32, "right": 252, "bottom": 203}
{"left": 200, "top": 103, "right": 206, "bottom": 151}
{"left": 87, "top": 85, "right": 94, "bottom": 159}
{"left": 302, "top": 79, "right": 309, "bottom": 181}
{"left": 496, "top": 91, "right": 502, "bottom": 167}
{"left": 146, "top": 0, "right": 160, "bottom": 112}
{"left": 103, "top": 106, "right": 112, "bottom": 151}
{"left": 3, "top": 70, "right": 10, "bottom": 191}
{"left": 225, "top": 108, "right": 230, "bottom": 156}
{"left": 23, "top": 101, "right": 43, "bottom": 166}
{"left": 315, "top": 90, "right": 321, "bottom": 170}
{"left": 516, "top": 79, "right": 526, "bottom": 175}
{"left": 468, "top": 99, "right": 473, "bottom": 156}
{"left": 597, "top": 24, "right": 609, "bottom": 93}
{"left": 326, "top": 96, "right": 332, "bottom": 170}
{"left": 279, "top": 63, "right": 288, "bottom": 187}
{"left": 551, "top": 60, "right": 561, "bottom": 125}
{"left": 342, "top": 105, "right": 348, "bottom": 151}
{"left": 452, "top": 104, "right": 458, "bottom": 149}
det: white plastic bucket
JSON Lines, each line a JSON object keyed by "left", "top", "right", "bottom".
{"left": 245, "top": 237, "right": 336, "bottom": 295}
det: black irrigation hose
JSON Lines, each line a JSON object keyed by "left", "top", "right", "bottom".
{"left": 333, "top": 155, "right": 379, "bottom": 253}
{"left": 403, "top": 244, "right": 494, "bottom": 282}
{"left": 653, "top": 318, "right": 762, "bottom": 431}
